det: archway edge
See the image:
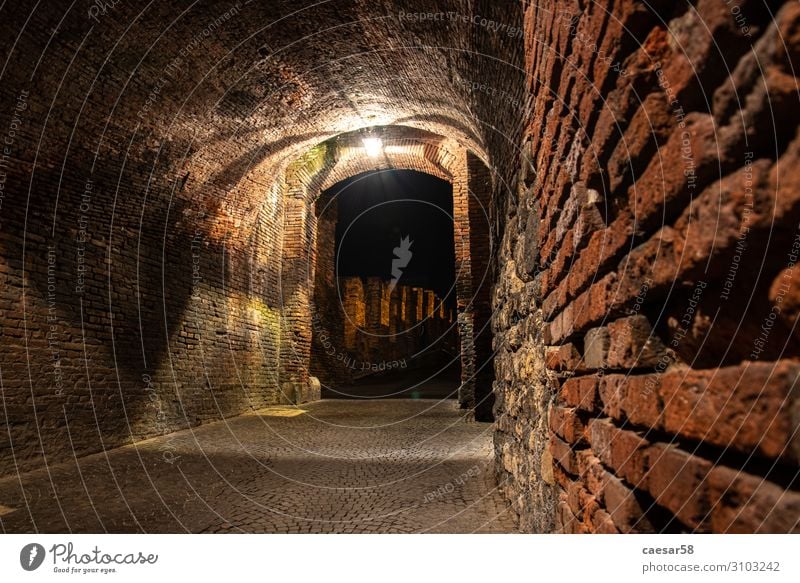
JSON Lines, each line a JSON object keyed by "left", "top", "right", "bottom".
{"left": 284, "top": 124, "right": 494, "bottom": 196}
{"left": 279, "top": 124, "right": 496, "bottom": 416}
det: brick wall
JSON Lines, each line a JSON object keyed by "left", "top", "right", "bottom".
{"left": 314, "top": 276, "right": 454, "bottom": 383}
{"left": 494, "top": 0, "right": 800, "bottom": 533}
{"left": 0, "top": 1, "right": 524, "bottom": 475}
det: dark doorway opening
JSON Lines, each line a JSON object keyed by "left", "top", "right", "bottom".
{"left": 335, "top": 171, "right": 456, "bottom": 301}
{"left": 310, "top": 170, "right": 460, "bottom": 399}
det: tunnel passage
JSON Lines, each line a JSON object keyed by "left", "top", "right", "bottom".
{"left": 310, "top": 169, "right": 460, "bottom": 397}
{"left": 1, "top": 0, "right": 800, "bottom": 535}
{"left": 0, "top": 0, "right": 522, "bottom": 477}
{"left": 284, "top": 127, "right": 497, "bottom": 415}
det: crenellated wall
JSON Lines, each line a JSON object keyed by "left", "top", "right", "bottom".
{"left": 311, "top": 276, "right": 455, "bottom": 385}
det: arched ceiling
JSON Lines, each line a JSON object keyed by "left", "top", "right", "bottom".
{"left": 0, "top": 0, "right": 524, "bottom": 214}
{"left": 286, "top": 126, "right": 467, "bottom": 196}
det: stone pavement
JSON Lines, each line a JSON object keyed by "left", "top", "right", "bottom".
{"left": 0, "top": 400, "right": 516, "bottom": 533}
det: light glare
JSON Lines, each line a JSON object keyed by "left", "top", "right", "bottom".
{"left": 362, "top": 137, "right": 382, "bottom": 157}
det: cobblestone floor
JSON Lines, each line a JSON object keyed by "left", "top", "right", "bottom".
{"left": 0, "top": 400, "right": 516, "bottom": 533}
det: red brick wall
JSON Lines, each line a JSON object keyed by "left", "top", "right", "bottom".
{"left": 494, "top": 0, "right": 800, "bottom": 532}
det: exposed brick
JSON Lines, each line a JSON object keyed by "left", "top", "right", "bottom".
{"left": 598, "top": 375, "right": 628, "bottom": 419}
{"left": 707, "top": 465, "right": 800, "bottom": 534}
{"left": 576, "top": 450, "right": 607, "bottom": 501}
{"left": 589, "top": 418, "right": 650, "bottom": 487}
{"left": 607, "top": 315, "right": 669, "bottom": 369}
{"left": 599, "top": 373, "right": 664, "bottom": 429}
{"left": 559, "top": 375, "right": 599, "bottom": 411}
{"left": 550, "top": 433, "right": 579, "bottom": 475}
{"left": 644, "top": 444, "right": 713, "bottom": 531}
{"left": 573, "top": 191, "right": 606, "bottom": 250}
{"left": 603, "top": 472, "right": 653, "bottom": 533}
{"left": 545, "top": 343, "right": 583, "bottom": 372}
{"left": 659, "top": 362, "right": 800, "bottom": 463}
{"left": 769, "top": 265, "right": 800, "bottom": 326}
{"left": 556, "top": 496, "right": 582, "bottom": 534}
{"left": 591, "top": 509, "right": 620, "bottom": 534}
{"left": 0, "top": 0, "right": 522, "bottom": 481}
{"left": 549, "top": 405, "right": 587, "bottom": 445}
{"left": 583, "top": 327, "right": 610, "bottom": 369}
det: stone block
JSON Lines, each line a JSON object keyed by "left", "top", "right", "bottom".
{"left": 583, "top": 326, "right": 609, "bottom": 369}
{"left": 607, "top": 315, "right": 668, "bottom": 368}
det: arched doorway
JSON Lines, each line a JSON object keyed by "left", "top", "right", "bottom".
{"left": 311, "top": 169, "right": 459, "bottom": 399}
{"left": 278, "top": 126, "right": 496, "bottom": 420}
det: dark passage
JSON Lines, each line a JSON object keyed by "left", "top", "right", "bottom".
{"left": 313, "top": 169, "right": 461, "bottom": 399}
{"left": 335, "top": 169, "right": 456, "bottom": 305}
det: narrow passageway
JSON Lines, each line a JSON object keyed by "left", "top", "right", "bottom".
{"left": 0, "top": 399, "right": 514, "bottom": 534}
{"left": 1, "top": 0, "right": 799, "bottom": 538}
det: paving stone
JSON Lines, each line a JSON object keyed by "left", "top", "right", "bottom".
{"left": 0, "top": 400, "right": 516, "bottom": 534}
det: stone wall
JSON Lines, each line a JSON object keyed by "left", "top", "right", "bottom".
{"left": 312, "top": 276, "right": 454, "bottom": 384}
{"left": 494, "top": 0, "right": 800, "bottom": 533}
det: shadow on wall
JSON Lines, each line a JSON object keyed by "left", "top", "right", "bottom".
{"left": 1, "top": 150, "right": 287, "bottom": 474}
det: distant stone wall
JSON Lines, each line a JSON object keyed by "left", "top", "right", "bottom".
{"left": 311, "top": 276, "right": 455, "bottom": 385}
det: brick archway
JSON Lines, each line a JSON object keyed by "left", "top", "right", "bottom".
{"left": 276, "top": 126, "right": 496, "bottom": 419}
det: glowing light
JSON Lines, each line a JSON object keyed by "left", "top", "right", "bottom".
{"left": 257, "top": 407, "right": 308, "bottom": 417}
{"left": 362, "top": 137, "right": 383, "bottom": 157}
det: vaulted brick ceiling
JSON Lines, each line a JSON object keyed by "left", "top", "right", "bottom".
{"left": 0, "top": 0, "right": 523, "bottom": 211}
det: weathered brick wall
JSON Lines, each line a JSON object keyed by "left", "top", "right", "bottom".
{"left": 466, "top": 152, "right": 496, "bottom": 420}
{"left": 0, "top": 103, "right": 288, "bottom": 477}
{"left": 494, "top": 0, "right": 800, "bottom": 532}
{"left": 0, "top": 1, "right": 525, "bottom": 475}
{"left": 454, "top": 151, "right": 498, "bottom": 418}
{"left": 310, "top": 186, "right": 348, "bottom": 388}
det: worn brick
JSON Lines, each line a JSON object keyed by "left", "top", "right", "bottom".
{"left": 707, "top": 465, "right": 800, "bottom": 534}
{"left": 607, "top": 315, "right": 669, "bottom": 369}
{"left": 660, "top": 362, "right": 800, "bottom": 462}
{"left": 603, "top": 472, "right": 653, "bottom": 534}
{"left": 644, "top": 444, "right": 713, "bottom": 531}
{"left": 589, "top": 418, "right": 650, "bottom": 486}
{"left": 584, "top": 327, "right": 610, "bottom": 369}
{"left": 545, "top": 343, "right": 584, "bottom": 372}
{"left": 559, "top": 375, "right": 599, "bottom": 411}
{"left": 549, "top": 405, "right": 587, "bottom": 444}
{"left": 550, "top": 433, "right": 580, "bottom": 475}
